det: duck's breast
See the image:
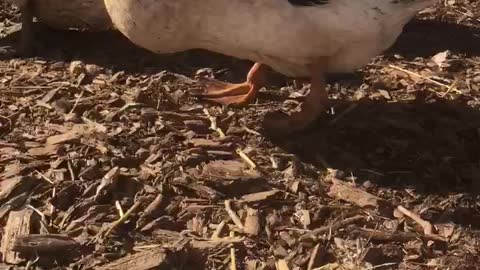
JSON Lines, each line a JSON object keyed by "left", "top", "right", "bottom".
{"left": 104, "top": 0, "right": 212, "bottom": 53}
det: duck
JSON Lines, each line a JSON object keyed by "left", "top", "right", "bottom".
{"left": 9, "top": 0, "right": 112, "bottom": 56}
{"left": 103, "top": 0, "right": 438, "bottom": 136}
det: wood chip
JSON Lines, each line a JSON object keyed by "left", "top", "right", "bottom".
{"left": 327, "top": 178, "right": 393, "bottom": 216}
{"left": 46, "top": 124, "right": 104, "bottom": 145}
{"left": 12, "top": 234, "right": 79, "bottom": 254}
{"left": 244, "top": 208, "right": 261, "bottom": 236}
{"left": 300, "top": 210, "right": 311, "bottom": 229}
{"left": 275, "top": 259, "right": 290, "bottom": 270}
{"left": 141, "top": 194, "right": 164, "bottom": 220}
{"left": 239, "top": 190, "right": 280, "bottom": 203}
{"left": 0, "top": 177, "right": 35, "bottom": 205}
{"left": 95, "top": 247, "right": 169, "bottom": 270}
{"left": 1, "top": 209, "right": 34, "bottom": 264}
{"left": 195, "top": 160, "right": 261, "bottom": 181}
{"left": 27, "top": 144, "right": 60, "bottom": 157}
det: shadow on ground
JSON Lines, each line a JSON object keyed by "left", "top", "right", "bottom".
{"left": 268, "top": 99, "right": 480, "bottom": 194}
{"left": 390, "top": 18, "right": 480, "bottom": 57}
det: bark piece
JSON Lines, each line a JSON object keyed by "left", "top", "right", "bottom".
{"left": 328, "top": 178, "right": 393, "bottom": 216}
{"left": 1, "top": 209, "right": 34, "bottom": 264}
{"left": 0, "top": 176, "right": 35, "bottom": 206}
{"left": 95, "top": 248, "right": 169, "bottom": 270}
{"left": 12, "top": 234, "right": 79, "bottom": 255}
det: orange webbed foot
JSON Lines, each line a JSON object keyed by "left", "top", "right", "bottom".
{"left": 194, "top": 77, "right": 257, "bottom": 106}
{"left": 193, "top": 63, "right": 267, "bottom": 106}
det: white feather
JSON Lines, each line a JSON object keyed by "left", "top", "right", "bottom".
{"left": 104, "top": 0, "right": 437, "bottom": 77}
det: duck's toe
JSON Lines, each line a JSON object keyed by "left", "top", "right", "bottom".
{"left": 193, "top": 77, "right": 258, "bottom": 106}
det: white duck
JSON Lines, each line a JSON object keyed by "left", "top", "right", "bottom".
{"left": 103, "top": 0, "right": 438, "bottom": 135}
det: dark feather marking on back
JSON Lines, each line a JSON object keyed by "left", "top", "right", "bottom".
{"left": 287, "top": 0, "right": 330, "bottom": 7}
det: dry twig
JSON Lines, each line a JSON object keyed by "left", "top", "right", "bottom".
{"left": 397, "top": 205, "right": 433, "bottom": 236}
{"left": 388, "top": 64, "right": 461, "bottom": 94}
{"left": 224, "top": 200, "right": 245, "bottom": 231}
{"left": 299, "top": 215, "right": 365, "bottom": 241}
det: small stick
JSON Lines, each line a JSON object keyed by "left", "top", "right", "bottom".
{"left": 211, "top": 220, "right": 226, "bottom": 240}
{"left": 440, "top": 78, "right": 459, "bottom": 98}
{"left": 224, "top": 200, "right": 245, "bottom": 231}
{"left": 49, "top": 187, "right": 56, "bottom": 227}
{"left": 388, "top": 64, "right": 461, "bottom": 94}
{"left": 104, "top": 199, "right": 144, "bottom": 237}
{"left": 299, "top": 215, "right": 364, "bottom": 241}
{"left": 69, "top": 90, "right": 85, "bottom": 114}
{"left": 35, "top": 170, "right": 54, "bottom": 185}
{"left": 307, "top": 243, "right": 321, "bottom": 270}
{"left": 242, "top": 125, "right": 261, "bottom": 136}
{"left": 67, "top": 159, "right": 76, "bottom": 181}
{"left": 203, "top": 108, "right": 225, "bottom": 137}
{"left": 350, "top": 226, "right": 445, "bottom": 243}
{"left": 397, "top": 206, "right": 433, "bottom": 236}
{"left": 203, "top": 108, "right": 257, "bottom": 169}
{"left": 26, "top": 205, "right": 51, "bottom": 234}
{"left": 230, "top": 231, "right": 237, "bottom": 270}
{"left": 115, "top": 200, "right": 125, "bottom": 218}
{"left": 236, "top": 148, "right": 257, "bottom": 169}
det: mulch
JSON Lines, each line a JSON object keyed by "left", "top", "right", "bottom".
{"left": 0, "top": 1, "right": 479, "bottom": 269}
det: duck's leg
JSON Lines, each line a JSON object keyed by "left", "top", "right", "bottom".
{"left": 262, "top": 57, "right": 329, "bottom": 136}
{"left": 19, "top": 0, "right": 34, "bottom": 56}
{"left": 195, "top": 63, "right": 267, "bottom": 106}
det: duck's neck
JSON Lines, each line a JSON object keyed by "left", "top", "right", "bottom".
{"left": 377, "top": 0, "right": 437, "bottom": 44}
{"left": 384, "top": 0, "right": 437, "bottom": 25}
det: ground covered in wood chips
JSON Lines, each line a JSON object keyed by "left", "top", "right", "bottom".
{"left": 0, "top": 1, "right": 480, "bottom": 270}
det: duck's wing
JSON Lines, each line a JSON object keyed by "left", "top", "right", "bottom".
{"left": 287, "top": 0, "right": 330, "bottom": 6}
